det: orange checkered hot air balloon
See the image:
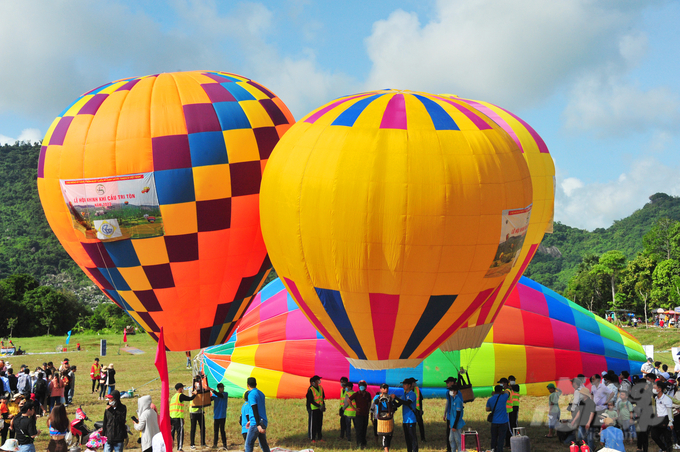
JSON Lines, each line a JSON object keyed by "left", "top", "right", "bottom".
{"left": 260, "top": 89, "right": 533, "bottom": 369}
{"left": 37, "top": 71, "right": 294, "bottom": 351}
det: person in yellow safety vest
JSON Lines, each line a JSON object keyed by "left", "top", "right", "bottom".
{"left": 508, "top": 375, "right": 520, "bottom": 438}
{"left": 497, "top": 377, "right": 517, "bottom": 448}
{"left": 339, "top": 376, "right": 349, "bottom": 439}
{"left": 343, "top": 382, "right": 357, "bottom": 443}
{"left": 170, "top": 382, "right": 196, "bottom": 452}
{"left": 411, "top": 378, "right": 426, "bottom": 442}
{"left": 306, "top": 375, "right": 326, "bottom": 442}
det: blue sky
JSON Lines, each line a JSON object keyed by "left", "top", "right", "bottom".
{"left": 1, "top": 0, "right": 678, "bottom": 230}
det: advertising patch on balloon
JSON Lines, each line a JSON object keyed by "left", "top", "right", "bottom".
{"left": 59, "top": 173, "right": 163, "bottom": 241}
{"left": 485, "top": 204, "right": 532, "bottom": 278}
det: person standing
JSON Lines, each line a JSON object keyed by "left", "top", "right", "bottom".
{"left": 545, "top": 383, "right": 562, "bottom": 438}
{"left": 244, "top": 377, "right": 270, "bottom": 452}
{"left": 189, "top": 396, "right": 207, "bottom": 449}
{"left": 497, "top": 378, "right": 514, "bottom": 447}
{"left": 102, "top": 390, "right": 127, "bottom": 452}
{"left": 349, "top": 380, "right": 372, "bottom": 449}
{"left": 374, "top": 384, "right": 396, "bottom": 452}
{"left": 209, "top": 383, "right": 227, "bottom": 450}
{"left": 443, "top": 377, "right": 459, "bottom": 452}
{"left": 16, "top": 371, "right": 29, "bottom": 400}
{"left": 6, "top": 370, "right": 17, "bottom": 396}
{"left": 411, "top": 379, "right": 426, "bottom": 442}
{"left": 170, "top": 383, "right": 196, "bottom": 452}
{"left": 46, "top": 404, "right": 69, "bottom": 452}
{"left": 47, "top": 373, "right": 64, "bottom": 413}
{"left": 393, "top": 379, "right": 418, "bottom": 452}
{"left": 14, "top": 402, "right": 38, "bottom": 452}
{"left": 650, "top": 381, "right": 673, "bottom": 452}
{"left": 240, "top": 392, "right": 250, "bottom": 440}
{"left": 508, "top": 375, "right": 520, "bottom": 436}
{"left": 339, "top": 377, "right": 349, "bottom": 439}
{"left": 306, "top": 375, "right": 325, "bottom": 443}
{"left": 90, "top": 358, "right": 101, "bottom": 395}
{"left": 134, "top": 395, "right": 160, "bottom": 452}
{"left": 105, "top": 364, "right": 116, "bottom": 395}
{"left": 486, "top": 385, "right": 509, "bottom": 452}
{"left": 98, "top": 367, "right": 108, "bottom": 400}
{"left": 447, "top": 385, "right": 465, "bottom": 452}
{"left": 66, "top": 367, "right": 76, "bottom": 406}
{"left": 343, "top": 382, "right": 356, "bottom": 443}
{"left": 31, "top": 374, "right": 46, "bottom": 418}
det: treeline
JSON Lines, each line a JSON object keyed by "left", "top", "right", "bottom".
{"left": 526, "top": 193, "right": 680, "bottom": 292}
{"left": 563, "top": 216, "right": 680, "bottom": 317}
{"left": 0, "top": 273, "right": 130, "bottom": 337}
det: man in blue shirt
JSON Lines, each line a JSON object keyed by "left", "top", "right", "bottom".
{"left": 447, "top": 385, "right": 465, "bottom": 452}
{"left": 599, "top": 417, "right": 625, "bottom": 452}
{"left": 443, "top": 377, "right": 460, "bottom": 452}
{"left": 394, "top": 378, "right": 418, "bottom": 452}
{"left": 486, "top": 385, "right": 509, "bottom": 452}
{"left": 209, "top": 383, "right": 227, "bottom": 450}
{"left": 245, "top": 377, "right": 270, "bottom": 452}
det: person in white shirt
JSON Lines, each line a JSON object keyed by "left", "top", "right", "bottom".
{"left": 569, "top": 375, "right": 586, "bottom": 414}
{"left": 590, "top": 374, "right": 612, "bottom": 412}
{"left": 641, "top": 358, "right": 655, "bottom": 376}
{"left": 650, "top": 382, "right": 673, "bottom": 452}
{"left": 673, "top": 354, "right": 680, "bottom": 376}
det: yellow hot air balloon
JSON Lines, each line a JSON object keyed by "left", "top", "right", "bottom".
{"left": 38, "top": 71, "right": 295, "bottom": 351}
{"left": 437, "top": 95, "right": 555, "bottom": 352}
{"left": 260, "top": 89, "right": 533, "bottom": 369}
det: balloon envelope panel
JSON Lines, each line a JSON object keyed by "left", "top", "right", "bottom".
{"left": 260, "top": 89, "right": 533, "bottom": 369}
{"left": 438, "top": 95, "right": 556, "bottom": 352}
{"left": 202, "top": 277, "right": 645, "bottom": 398}
{"left": 38, "top": 71, "right": 294, "bottom": 350}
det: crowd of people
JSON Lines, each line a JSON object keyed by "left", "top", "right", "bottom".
{"left": 543, "top": 356, "right": 680, "bottom": 452}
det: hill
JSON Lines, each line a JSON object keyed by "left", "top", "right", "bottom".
{"left": 525, "top": 193, "right": 680, "bottom": 293}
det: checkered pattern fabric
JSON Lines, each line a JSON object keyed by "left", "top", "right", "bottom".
{"left": 38, "top": 71, "right": 295, "bottom": 351}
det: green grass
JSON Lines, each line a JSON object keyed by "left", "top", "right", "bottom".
{"left": 6, "top": 326, "right": 678, "bottom": 452}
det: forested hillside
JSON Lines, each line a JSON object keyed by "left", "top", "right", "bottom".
{"left": 525, "top": 193, "right": 680, "bottom": 292}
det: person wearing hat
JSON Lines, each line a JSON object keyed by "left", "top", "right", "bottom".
{"left": 447, "top": 385, "right": 464, "bottom": 452}
{"left": 306, "top": 375, "right": 325, "bottom": 443}
{"left": 14, "top": 401, "right": 39, "bottom": 452}
{"left": 599, "top": 416, "right": 625, "bottom": 451}
{"left": 566, "top": 382, "right": 596, "bottom": 452}
{"left": 90, "top": 358, "right": 101, "bottom": 395}
{"left": 170, "top": 383, "right": 197, "bottom": 451}
{"left": 393, "top": 379, "right": 418, "bottom": 452}
{"left": 496, "top": 378, "right": 513, "bottom": 447}
{"left": 102, "top": 390, "right": 127, "bottom": 452}
{"left": 486, "top": 385, "right": 509, "bottom": 452}
{"left": 105, "top": 364, "right": 116, "bottom": 396}
{"left": 339, "top": 377, "right": 349, "bottom": 440}
{"left": 641, "top": 357, "right": 655, "bottom": 376}
{"left": 545, "top": 383, "right": 562, "bottom": 438}
{"left": 348, "top": 380, "right": 372, "bottom": 449}
{"left": 0, "top": 438, "right": 18, "bottom": 452}
{"left": 442, "top": 377, "right": 460, "bottom": 452}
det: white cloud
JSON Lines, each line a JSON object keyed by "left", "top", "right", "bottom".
{"left": 363, "top": 0, "right": 654, "bottom": 110}
{"left": 555, "top": 157, "right": 680, "bottom": 230}
{"left": 0, "top": 128, "right": 42, "bottom": 145}
{"left": 0, "top": 0, "right": 357, "bottom": 124}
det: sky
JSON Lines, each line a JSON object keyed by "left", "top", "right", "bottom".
{"left": 1, "top": 0, "right": 678, "bottom": 230}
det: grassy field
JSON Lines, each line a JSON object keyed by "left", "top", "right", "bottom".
{"left": 5, "top": 325, "right": 679, "bottom": 452}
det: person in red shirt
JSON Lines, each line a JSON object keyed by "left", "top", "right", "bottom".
{"left": 349, "top": 380, "right": 372, "bottom": 449}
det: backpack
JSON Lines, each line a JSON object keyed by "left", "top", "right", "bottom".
{"left": 34, "top": 379, "right": 47, "bottom": 394}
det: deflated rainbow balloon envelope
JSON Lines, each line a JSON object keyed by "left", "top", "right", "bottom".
{"left": 437, "top": 95, "right": 556, "bottom": 352}
{"left": 260, "top": 89, "right": 533, "bottom": 369}
{"left": 37, "top": 71, "right": 294, "bottom": 351}
{"left": 201, "top": 277, "right": 646, "bottom": 398}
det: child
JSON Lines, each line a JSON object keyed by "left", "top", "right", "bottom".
{"left": 545, "top": 383, "right": 562, "bottom": 438}
{"left": 240, "top": 391, "right": 250, "bottom": 440}
{"left": 604, "top": 401, "right": 618, "bottom": 424}
{"left": 616, "top": 391, "right": 634, "bottom": 443}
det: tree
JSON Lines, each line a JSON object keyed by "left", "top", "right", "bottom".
{"left": 590, "top": 250, "right": 627, "bottom": 303}
{"left": 6, "top": 317, "right": 17, "bottom": 337}
{"left": 651, "top": 259, "right": 680, "bottom": 309}
{"left": 565, "top": 254, "right": 609, "bottom": 313}
{"left": 643, "top": 217, "right": 680, "bottom": 262}
{"left": 618, "top": 255, "right": 655, "bottom": 327}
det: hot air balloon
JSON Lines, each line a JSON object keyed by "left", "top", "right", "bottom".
{"left": 438, "top": 95, "right": 556, "bottom": 351}
{"left": 201, "top": 277, "right": 645, "bottom": 398}
{"left": 38, "top": 71, "right": 294, "bottom": 350}
{"left": 260, "top": 89, "right": 534, "bottom": 369}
